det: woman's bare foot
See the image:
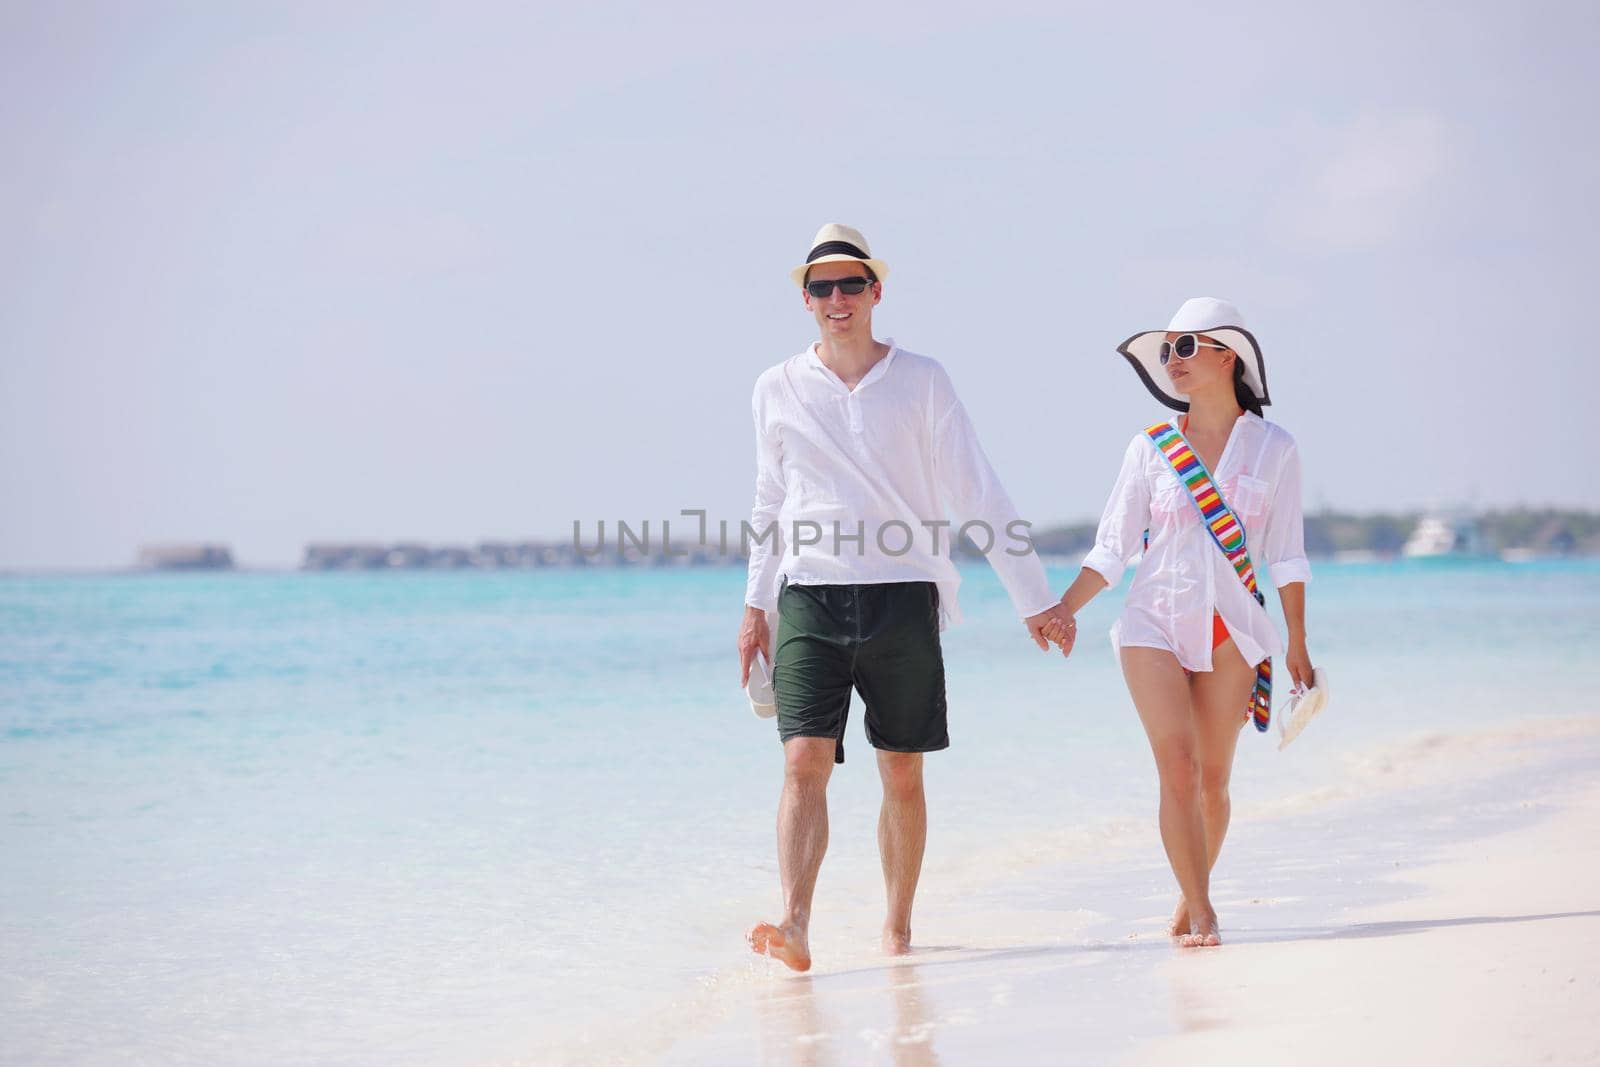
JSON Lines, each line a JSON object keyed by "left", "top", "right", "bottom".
{"left": 747, "top": 921, "right": 812, "bottom": 972}
{"left": 1178, "top": 906, "right": 1221, "bottom": 948}
{"left": 1168, "top": 897, "right": 1189, "bottom": 938}
{"left": 882, "top": 927, "right": 912, "bottom": 956}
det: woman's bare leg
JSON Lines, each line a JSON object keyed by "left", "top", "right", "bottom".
{"left": 1120, "top": 646, "right": 1214, "bottom": 945}
{"left": 1169, "top": 638, "right": 1258, "bottom": 946}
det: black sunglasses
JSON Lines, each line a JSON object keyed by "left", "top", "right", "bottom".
{"left": 806, "top": 276, "right": 873, "bottom": 298}
{"left": 1158, "top": 334, "right": 1230, "bottom": 365}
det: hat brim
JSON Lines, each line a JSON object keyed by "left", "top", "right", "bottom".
{"left": 789, "top": 254, "right": 891, "bottom": 288}
{"left": 1116, "top": 326, "right": 1269, "bottom": 412}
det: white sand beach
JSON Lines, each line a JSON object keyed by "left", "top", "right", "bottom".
{"left": 553, "top": 716, "right": 1600, "bottom": 1067}
{"left": 1132, "top": 783, "right": 1600, "bottom": 1067}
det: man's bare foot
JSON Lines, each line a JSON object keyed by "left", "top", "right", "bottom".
{"left": 1168, "top": 897, "right": 1189, "bottom": 938}
{"left": 881, "top": 928, "right": 912, "bottom": 956}
{"left": 1178, "top": 908, "right": 1221, "bottom": 948}
{"left": 747, "top": 922, "right": 812, "bottom": 972}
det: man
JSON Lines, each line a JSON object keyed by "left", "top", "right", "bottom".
{"left": 738, "top": 223, "right": 1075, "bottom": 971}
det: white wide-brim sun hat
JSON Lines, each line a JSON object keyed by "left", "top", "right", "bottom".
{"left": 1118, "top": 297, "right": 1270, "bottom": 412}
{"left": 789, "top": 223, "right": 891, "bottom": 288}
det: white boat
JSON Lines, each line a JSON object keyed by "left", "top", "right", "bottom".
{"left": 1402, "top": 513, "right": 1485, "bottom": 558}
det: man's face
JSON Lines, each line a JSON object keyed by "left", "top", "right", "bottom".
{"left": 802, "top": 260, "right": 881, "bottom": 338}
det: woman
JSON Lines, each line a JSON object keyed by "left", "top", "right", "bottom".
{"left": 1043, "top": 297, "right": 1315, "bottom": 947}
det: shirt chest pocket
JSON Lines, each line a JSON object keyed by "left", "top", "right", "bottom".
{"left": 1149, "top": 471, "right": 1195, "bottom": 527}
{"left": 1229, "top": 474, "right": 1271, "bottom": 518}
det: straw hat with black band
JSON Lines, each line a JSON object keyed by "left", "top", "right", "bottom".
{"left": 789, "top": 223, "right": 891, "bottom": 288}
{"left": 1118, "top": 297, "right": 1270, "bottom": 413}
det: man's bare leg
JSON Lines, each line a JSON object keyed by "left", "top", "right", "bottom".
{"left": 876, "top": 751, "right": 926, "bottom": 955}
{"left": 748, "top": 737, "right": 836, "bottom": 972}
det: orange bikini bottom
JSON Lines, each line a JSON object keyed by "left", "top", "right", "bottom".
{"left": 1183, "top": 615, "right": 1235, "bottom": 678}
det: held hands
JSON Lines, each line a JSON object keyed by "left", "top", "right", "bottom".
{"left": 738, "top": 606, "right": 773, "bottom": 687}
{"left": 1035, "top": 569, "right": 1108, "bottom": 661}
{"left": 1026, "top": 602, "right": 1077, "bottom": 658}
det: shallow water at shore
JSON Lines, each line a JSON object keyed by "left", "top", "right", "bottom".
{"left": 656, "top": 718, "right": 1600, "bottom": 1067}
{"left": 2, "top": 560, "right": 1598, "bottom": 1065}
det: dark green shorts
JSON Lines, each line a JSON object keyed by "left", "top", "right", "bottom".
{"left": 774, "top": 580, "right": 947, "bottom": 764}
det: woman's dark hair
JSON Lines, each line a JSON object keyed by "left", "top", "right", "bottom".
{"left": 1232, "top": 356, "right": 1264, "bottom": 417}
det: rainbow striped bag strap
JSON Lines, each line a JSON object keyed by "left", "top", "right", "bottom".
{"left": 1144, "top": 420, "right": 1273, "bottom": 731}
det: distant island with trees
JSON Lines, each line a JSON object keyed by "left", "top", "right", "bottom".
{"left": 1028, "top": 508, "right": 1600, "bottom": 561}
{"left": 133, "top": 508, "right": 1600, "bottom": 571}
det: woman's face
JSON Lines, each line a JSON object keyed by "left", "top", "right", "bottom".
{"left": 1162, "top": 331, "right": 1234, "bottom": 396}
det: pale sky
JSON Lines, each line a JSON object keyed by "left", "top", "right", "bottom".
{"left": 2, "top": 1, "right": 1594, "bottom": 569}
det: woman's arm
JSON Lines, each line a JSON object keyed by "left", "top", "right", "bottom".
{"left": 1041, "top": 437, "right": 1150, "bottom": 656}
{"left": 1260, "top": 435, "right": 1314, "bottom": 688}
{"left": 1061, "top": 567, "right": 1109, "bottom": 617}
{"left": 1278, "top": 581, "right": 1314, "bottom": 688}
{"left": 1078, "top": 436, "right": 1153, "bottom": 591}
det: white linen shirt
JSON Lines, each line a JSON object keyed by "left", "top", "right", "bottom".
{"left": 1082, "top": 413, "right": 1312, "bottom": 672}
{"left": 744, "top": 340, "right": 1057, "bottom": 628}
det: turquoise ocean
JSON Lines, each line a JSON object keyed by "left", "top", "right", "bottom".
{"left": 3, "top": 559, "right": 1599, "bottom": 1065}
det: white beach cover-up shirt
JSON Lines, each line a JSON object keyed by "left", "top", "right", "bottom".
{"left": 744, "top": 340, "right": 1057, "bottom": 628}
{"left": 1082, "top": 414, "right": 1312, "bottom": 672}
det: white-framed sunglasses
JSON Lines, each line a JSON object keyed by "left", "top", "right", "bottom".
{"left": 1159, "top": 334, "right": 1231, "bottom": 365}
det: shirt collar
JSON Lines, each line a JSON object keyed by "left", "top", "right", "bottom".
{"left": 806, "top": 338, "right": 898, "bottom": 393}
